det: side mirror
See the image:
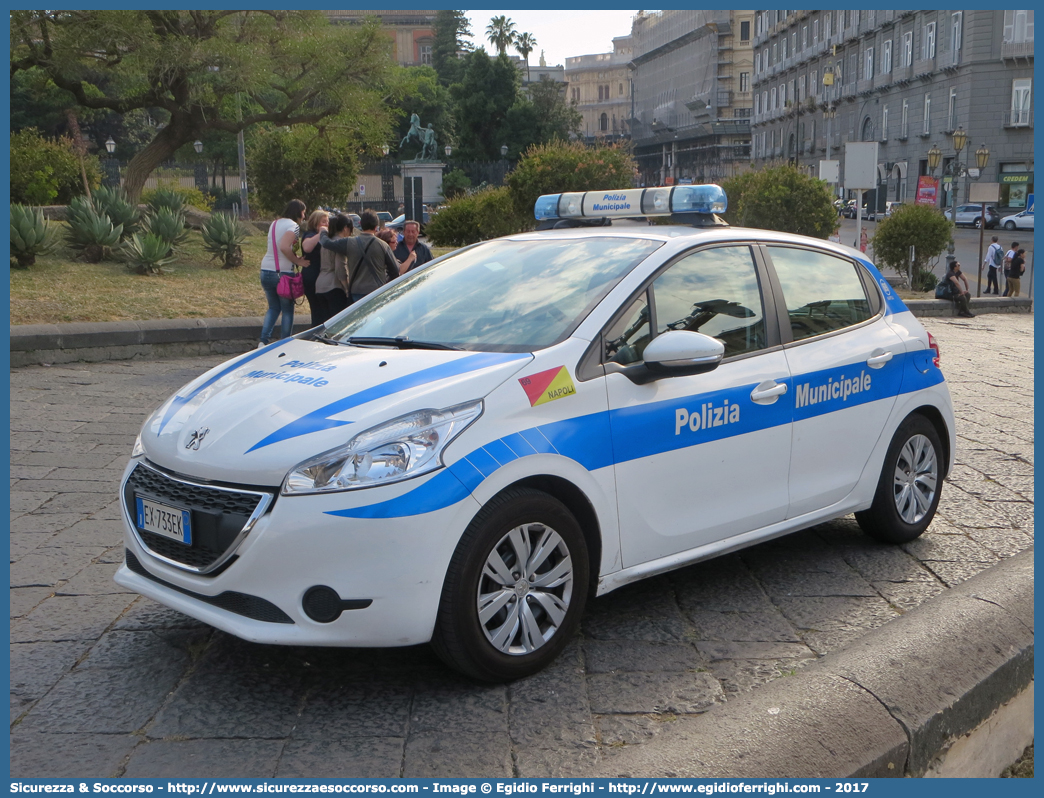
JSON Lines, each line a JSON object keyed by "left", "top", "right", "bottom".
{"left": 642, "top": 330, "right": 725, "bottom": 375}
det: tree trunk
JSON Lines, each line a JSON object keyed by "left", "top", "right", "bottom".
{"left": 122, "top": 116, "right": 197, "bottom": 202}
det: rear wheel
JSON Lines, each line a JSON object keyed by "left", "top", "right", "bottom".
{"left": 431, "top": 488, "right": 589, "bottom": 682}
{"left": 1005, "top": 221, "right": 1017, "bottom": 230}
{"left": 974, "top": 217, "right": 983, "bottom": 229}
{"left": 856, "top": 415, "right": 943, "bottom": 544}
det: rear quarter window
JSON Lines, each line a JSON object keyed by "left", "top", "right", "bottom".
{"left": 767, "top": 246, "right": 872, "bottom": 341}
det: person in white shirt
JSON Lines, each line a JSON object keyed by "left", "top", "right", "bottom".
{"left": 983, "top": 236, "right": 1003, "bottom": 295}
{"left": 1002, "top": 241, "right": 1019, "bottom": 297}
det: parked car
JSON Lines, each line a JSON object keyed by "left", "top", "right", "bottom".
{"left": 866, "top": 202, "right": 903, "bottom": 221}
{"left": 943, "top": 204, "right": 1000, "bottom": 229}
{"left": 388, "top": 210, "right": 431, "bottom": 231}
{"left": 1000, "top": 208, "right": 1034, "bottom": 231}
{"left": 117, "top": 183, "right": 954, "bottom": 682}
{"left": 375, "top": 211, "right": 394, "bottom": 227}
{"left": 348, "top": 213, "right": 361, "bottom": 229}
{"left": 840, "top": 201, "right": 858, "bottom": 219}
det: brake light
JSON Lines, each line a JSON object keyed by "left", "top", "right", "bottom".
{"left": 927, "top": 331, "right": 941, "bottom": 368}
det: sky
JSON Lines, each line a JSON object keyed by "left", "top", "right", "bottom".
{"left": 463, "top": 10, "right": 642, "bottom": 67}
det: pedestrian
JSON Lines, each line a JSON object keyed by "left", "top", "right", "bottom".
{"left": 393, "top": 220, "right": 434, "bottom": 275}
{"left": 943, "top": 261, "right": 975, "bottom": 318}
{"left": 259, "top": 199, "right": 309, "bottom": 347}
{"left": 375, "top": 227, "right": 397, "bottom": 248}
{"left": 301, "top": 210, "right": 329, "bottom": 327}
{"left": 1002, "top": 241, "right": 1019, "bottom": 296}
{"left": 859, "top": 226, "right": 868, "bottom": 253}
{"left": 320, "top": 209, "right": 399, "bottom": 304}
{"left": 828, "top": 226, "right": 841, "bottom": 244}
{"left": 313, "top": 214, "right": 354, "bottom": 323}
{"left": 1007, "top": 248, "right": 1026, "bottom": 297}
{"left": 984, "top": 235, "right": 1003, "bottom": 295}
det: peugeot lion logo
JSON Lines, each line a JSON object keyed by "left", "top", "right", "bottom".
{"left": 186, "top": 428, "right": 210, "bottom": 450}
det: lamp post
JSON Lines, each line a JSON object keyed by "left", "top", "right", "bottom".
{"left": 192, "top": 140, "right": 206, "bottom": 190}
{"left": 380, "top": 143, "right": 393, "bottom": 207}
{"left": 824, "top": 103, "right": 837, "bottom": 198}
{"left": 444, "top": 144, "right": 452, "bottom": 159}
{"left": 974, "top": 142, "right": 991, "bottom": 296}
{"left": 103, "top": 137, "right": 120, "bottom": 189}
{"left": 500, "top": 144, "right": 509, "bottom": 184}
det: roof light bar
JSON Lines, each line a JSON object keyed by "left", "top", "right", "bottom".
{"left": 534, "top": 184, "right": 728, "bottom": 221}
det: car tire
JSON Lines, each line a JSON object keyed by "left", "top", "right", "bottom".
{"left": 431, "top": 487, "right": 589, "bottom": 682}
{"left": 1005, "top": 221, "right": 1017, "bottom": 230}
{"left": 856, "top": 415, "right": 943, "bottom": 544}
{"left": 974, "top": 217, "right": 982, "bottom": 229}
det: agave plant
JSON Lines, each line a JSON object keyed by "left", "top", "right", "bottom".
{"left": 121, "top": 233, "right": 175, "bottom": 275}
{"left": 143, "top": 207, "right": 189, "bottom": 250}
{"left": 92, "top": 186, "right": 141, "bottom": 240}
{"left": 10, "top": 204, "right": 62, "bottom": 268}
{"left": 146, "top": 188, "right": 187, "bottom": 215}
{"left": 65, "top": 203, "right": 123, "bottom": 263}
{"left": 201, "top": 212, "right": 247, "bottom": 269}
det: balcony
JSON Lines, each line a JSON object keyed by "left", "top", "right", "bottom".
{"left": 1001, "top": 40, "right": 1034, "bottom": 60}
{"left": 1007, "top": 109, "right": 1032, "bottom": 128}
{"left": 873, "top": 72, "right": 893, "bottom": 90}
{"left": 840, "top": 81, "right": 857, "bottom": 99}
{"left": 914, "top": 56, "right": 935, "bottom": 77}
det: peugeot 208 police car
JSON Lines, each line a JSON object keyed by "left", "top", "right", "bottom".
{"left": 116, "top": 185, "right": 954, "bottom": 681}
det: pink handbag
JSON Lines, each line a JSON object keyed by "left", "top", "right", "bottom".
{"left": 272, "top": 222, "right": 304, "bottom": 300}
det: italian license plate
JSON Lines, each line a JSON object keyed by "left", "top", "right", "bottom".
{"left": 135, "top": 497, "right": 192, "bottom": 545}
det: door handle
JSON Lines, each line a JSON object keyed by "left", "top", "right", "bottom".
{"left": 751, "top": 380, "right": 788, "bottom": 404}
{"left": 866, "top": 349, "right": 894, "bottom": 368}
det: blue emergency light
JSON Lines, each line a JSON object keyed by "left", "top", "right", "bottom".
{"left": 534, "top": 184, "right": 728, "bottom": 221}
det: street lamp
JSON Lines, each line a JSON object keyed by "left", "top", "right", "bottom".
{"left": 192, "top": 140, "right": 206, "bottom": 190}
{"left": 381, "top": 143, "right": 390, "bottom": 158}
{"left": 500, "top": 144, "right": 509, "bottom": 158}
{"left": 105, "top": 137, "right": 116, "bottom": 155}
{"left": 973, "top": 143, "right": 992, "bottom": 297}
{"left": 193, "top": 140, "right": 203, "bottom": 154}
{"left": 102, "top": 137, "right": 119, "bottom": 188}
{"left": 444, "top": 144, "right": 452, "bottom": 158}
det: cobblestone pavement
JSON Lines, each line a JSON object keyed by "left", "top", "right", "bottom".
{"left": 10, "top": 314, "right": 1033, "bottom": 778}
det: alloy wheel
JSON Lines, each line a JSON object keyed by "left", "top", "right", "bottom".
{"left": 892, "top": 434, "right": 938, "bottom": 524}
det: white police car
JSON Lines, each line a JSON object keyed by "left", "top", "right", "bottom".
{"left": 115, "top": 185, "right": 954, "bottom": 681}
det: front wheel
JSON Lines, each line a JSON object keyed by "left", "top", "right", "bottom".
{"left": 1005, "top": 221, "right": 1017, "bottom": 230}
{"left": 974, "top": 217, "right": 983, "bottom": 229}
{"left": 431, "top": 488, "right": 589, "bottom": 681}
{"left": 856, "top": 415, "right": 944, "bottom": 544}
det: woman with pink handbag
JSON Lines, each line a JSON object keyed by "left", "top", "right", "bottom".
{"left": 259, "top": 199, "right": 309, "bottom": 347}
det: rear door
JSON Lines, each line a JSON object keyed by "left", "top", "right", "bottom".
{"left": 763, "top": 244, "right": 906, "bottom": 518}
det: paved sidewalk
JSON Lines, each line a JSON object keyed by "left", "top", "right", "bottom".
{"left": 9, "top": 315, "right": 1034, "bottom": 778}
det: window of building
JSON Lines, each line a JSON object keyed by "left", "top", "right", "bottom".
{"left": 802, "top": 26, "right": 808, "bottom": 50}
{"left": 951, "top": 12, "right": 962, "bottom": 54}
{"left": 811, "top": 70, "right": 818, "bottom": 94}
{"left": 923, "top": 93, "right": 931, "bottom": 134}
{"left": 922, "top": 21, "right": 936, "bottom": 59}
{"left": 735, "top": 107, "right": 751, "bottom": 118}
{"left": 864, "top": 47, "right": 874, "bottom": 79}
{"left": 419, "top": 42, "right": 433, "bottom": 65}
{"left": 824, "top": 12, "right": 832, "bottom": 37}
{"left": 600, "top": 113, "right": 608, "bottom": 131}
{"left": 948, "top": 88, "right": 957, "bottom": 130}
{"left": 798, "top": 74, "right": 805, "bottom": 100}
{"left": 571, "top": 87, "right": 580, "bottom": 103}
{"left": 740, "top": 72, "right": 750, "bottom": 93}
{"left": 762, "top": 91, "right": 768, "bottom": 113}
{"left": 901, "top": 99, "right": 909, "bottom": 138}
{"left": 903, "top": 32, "right": 913, "bottom": 66}
{"left": 882, "top": 105, "right": 888, "bottom": 140}
{"left": 792, "top": 32, "right": 798, "bottom": 54}
{"left": 849, "top": 53, "right": 857, "bottom": 83}
{"left": 741, "top": 20, "right": 750, "bottom": 42}
{"left": 780, "top": 83, "right": 787, "bottom": 107}
{"left": 773, "top": 42, "right": 778, "bottom": 63}
{"left": 598, "top": 85, "right": 604, "bottom": 101}
{"left": 782, "top": 38, "right": 788, "bottom": 59}
{"left": 1003, "top": 10, "right": 1034, "bottom": 42}
{"left": 619, "top": 83, "right": 624, "bottom": 96}
{"left": 883, "top": 40, "right": 892, "bottom": 73}
{"left": 813, "top": 19, "right": 820, "bottom": 42}
{"left": 771, "top": 86, "right": 777, "bottom": 110}
{"left": 861, "top": 116, "right": 875, "bottom": 142}
{"left": 1011, "top": 78, "right": 1032, "bottom": 125}
{"left": 755, "top": 93, "right": 761, "bottom": 115}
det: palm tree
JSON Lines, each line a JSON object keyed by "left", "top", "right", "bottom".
{"left": 515, "top": 32, "right": 537, "bottom": 81}
{"left": 486, "top": 16, "right": 517, "bottom": 56}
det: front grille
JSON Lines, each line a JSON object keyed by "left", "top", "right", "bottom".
{"left": 125, "top": 549, "right": 293, "bottom": 624}
{"left": 124, "top": 462, "right": 273, "bottom": 573}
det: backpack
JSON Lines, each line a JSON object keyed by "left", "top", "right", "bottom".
{"left": 935, "top": 280, "right": 953, "bottom": 300}
{"left": 992, "top": 246, "right": 1003, "bottom": 267}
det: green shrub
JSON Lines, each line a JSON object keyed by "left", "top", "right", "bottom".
{"left": 440, "top": 169, "right": 472, "bottom": 200}
{"left": 10, "top": 128, "right": 101, "bottom": 206}
{"left": 506, "top": 140, "right": 635, "bottom": 218}
{"left": 720, "top": 164, "right": 837, "bottom": 238}
{"left": 425, "top": 186, "right": 529, "bottom": 247}
{"left": 143, "top": 207, "right": 189, "bottom": 250}
{"left": 65, "top": 201, "right": 122, "bottom": 262}
{"left": 91, "top": 186, "right": 141, "bottom": 240}
{"left": 10, "top": 204, "right": 62, "bottom": 268}
{"left": 871, "top": 204, "right": 953, "bottom": 291}
{"left": 143, "top": 187, "right": 187, "bottom": 215}
{"left": 121, "top": 233, "right": 175, "bottom": 275}
{"left": 144, "top": 179, "right": 214, "bottom": 212}
{"left": 201, "top": 212, "right": 247, "bottom": 269}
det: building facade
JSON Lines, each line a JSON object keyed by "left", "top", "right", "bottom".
{"left": 750, "top": 9, "right": 1034, "bottom": 213}
{"left": 628, "top": 10, "right": 755, "bottom": 186}
{"left": 324, "top": 9, "right": 437, "bottom": 68}
{"left": 564, "top": 36, "right": 633, "bottom": 143}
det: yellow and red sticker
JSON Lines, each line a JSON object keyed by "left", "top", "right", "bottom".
{"left": 518, "top": 366, "right": 577, "bottom": 407}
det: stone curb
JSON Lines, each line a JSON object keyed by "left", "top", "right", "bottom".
{"left": 7, "top": 298, "right": 1033, "bottom": 367}
{"left": 592, "top": 548, "right": 1034, "bottom": 778}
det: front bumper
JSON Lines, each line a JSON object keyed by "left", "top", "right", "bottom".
{"left": 115, "top": 459, "right": 482, "bottom": 647}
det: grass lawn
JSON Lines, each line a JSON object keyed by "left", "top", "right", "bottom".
{"left": 9, "top": 225, "right": 456, "bottom": 326}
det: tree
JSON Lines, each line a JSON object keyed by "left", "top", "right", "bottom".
{"left": 390, "top": 67, "right": 455, "bottom": 159}
{"left": 872, "top": 204, "right": 953, "bottom": 291}
{"left": 500, "top": 78, "right": 582, "bottom": 158}
{"left": 485, "top": 16, "right": 517, "bottom": 56}
{"left": 11, "top": 10, "right": 397, "bottom": 201}
{"left": 450, "top": 51, "right": 521, "bottom": 161}
{"left": 432, "top": 10, "right": 472, "bottom": 87}
{"left": 10, "top": 128, "right": 101, "bottom": 205}
{"left": 720, "top": 164, "right": 837, "bottom": 238}
{"left": 515, "top": 32, "right": 537, "bottom": 81}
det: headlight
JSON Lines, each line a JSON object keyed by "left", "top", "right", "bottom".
{"left": 282, "top": 399, "right": 483, "bottom": 495}
{"left": 130, "top": 434, "right": 145, "bottom": 458}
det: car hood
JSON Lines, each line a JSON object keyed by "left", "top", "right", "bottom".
{"left": 139, "top": 339, "right": 532, "bottom": 486}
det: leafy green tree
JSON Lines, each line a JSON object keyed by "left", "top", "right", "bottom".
{"left": 500, "top": 78, "right": 582, "bottom": 159}
{"left": 440, "top": 169, "right": 472, "bottom": 200}
{"left": 390, "top": 67, "right": 455, "bottom": 159}
{"left": 506, "top": 140, "right": 636, "bottom": 218}
{"left": 246, "top": 126, "right": 361, "bottom": 214}
{"left": 432, "top": 10, "right": 472, "bottom": 87}
{"left": 485, "top": 16, "right": 517, "bottom": 56}
{"left": 515, "top": 32, "right": 537, "bottom": 81}
{"left": 10, "top": 128, "right": 100, "bottom": 205}
{"left": 450, "top": 51, "right": 521, "bottom": 161}
{"left": 720, "top": 164, "right": 836, "bottom": 238}
{"left": 872, "top": 204, "right": 953, "bottom": 291}
{"left": 11, "top": 10, "right": 397, "bottom": 201}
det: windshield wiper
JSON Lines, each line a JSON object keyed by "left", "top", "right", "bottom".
{"left": 311, "top": 331, "right": 344, "bottom": 346}
{"left": 346, "top": 336, "right": 463, "bottom": 351}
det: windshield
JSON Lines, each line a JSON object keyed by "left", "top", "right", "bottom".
{"left": 324, "top": 236, "right": 662, "bottom": 352}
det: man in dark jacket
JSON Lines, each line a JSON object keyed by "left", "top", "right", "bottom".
{"left": 319, "top": 210, "right": 399, "bottom": 303}
{"left": 393, "top": 220, "right": 433, "bottom": 275}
